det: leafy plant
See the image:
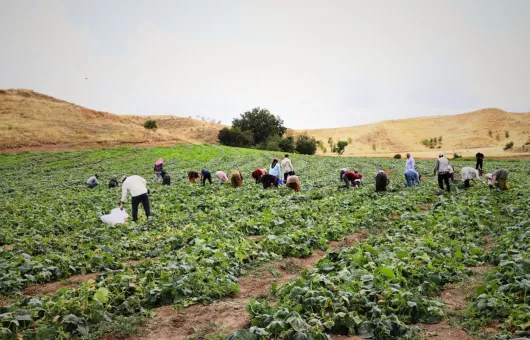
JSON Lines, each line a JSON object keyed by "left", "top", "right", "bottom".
{"left": 143, "top": 120, "right": 157, "bottom": 130}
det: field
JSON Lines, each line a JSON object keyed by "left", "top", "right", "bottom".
{"left": 0, "top": 145, "right": 529, "bottom": 340}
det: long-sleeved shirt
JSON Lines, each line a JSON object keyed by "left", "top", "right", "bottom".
{"left": 216, "top": 171, "right": 228, "bottom": 182}
{"left": 280, "top": 158, "right": 294, "bottom": 173}
{"left": 404, "top": 169, "right": 420, "bottom": 186}
{"left": 121, "top": 175, "right": 148, "bottom": 202}
{"left": 405, "top": 157, "right": 415, "bottom": 171}
{"left": 493, "top": 168, "right": 509, "bottom": 181}
{"left": 344, "top": 172, "right": 363, "bottom": 182}
{"left": 269, "top": 164, "right": 281, "bottom": 177}
{"left": 434, "top": 157, "right": 450, "bottom": 175}
{"left": 86, "top": 176, "right": 98, "bottom": 186}
{"left": 461, "top": 167, "right": 479, "bottom": 181}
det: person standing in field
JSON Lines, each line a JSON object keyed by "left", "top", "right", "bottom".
{"left": 487, "top": 168, "right": 509, "bottom": 191}
{"left": 216, "top": 171, "right": 229, "bottom": 184}
{"left": 405, "top": 153, "right": 415, "bottom": 171}
{"left": 269, "top": 159, "right": 281, "bottom": 183}
{"left": 120, "top": 175, "right": 150, "bottom": 222}
{"left": 375, "top": 169, "right": 389, "bottom": 192}
{"left": 286, "top": 175, "right": 301, "bottom": 192}
{"left": 339, "top": 168, "right": 350, "bottom": 181}
{"left": 433, "top": 153, "right": 451, "bottom": 192}
{"left": 475, "top": 152, "right": 484, "bottom": 171}
{"left": 281, "top": 155, "right": 295, "bottom": 182}
{"left": 201, "top": 169, "right": 212, "bottom": 186}
{"left": 461, "top": 167, "right": 480, "bottom": 188}
{"left": 86, "top": 174, "right": 99, "bottom": 188}
{"left": 154, "top": 158, "right": 164, "bottom": 183}
{"left": 404, "top": 169, "right": 420, "bottom": 187}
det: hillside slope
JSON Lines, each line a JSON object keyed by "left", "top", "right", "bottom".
{"left": 0, "top": 89, "right": 223, "bottom": 151}
{"left": 300, "top": 108, "right": 530, "bottom": 157}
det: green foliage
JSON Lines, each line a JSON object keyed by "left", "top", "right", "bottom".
{"left": 295, "top": 134, "right": 317, "bottom": 155}
{"left": 372, "top": 142, "right": 376, "bottom": 151}
{"left": 334, "top": 141, "right": 348, "bottom": 155}
{"left": 316, "top": 140, "right": 327, "bottom": 153}
{"left": 394, "top": 154, "right": 402, "bottom": 159}
{"left": 218, "top": 127, "right": 254, "bottom": 147}
{"left": 421, "top": 136, "right": 443, "bottom": 149}
{"left": 505, "top": 131, "right": 510, "bottom": 138}
{"left": 143, "top": 120, "right": 157, "bottom": 130}
{"left": 504, "top": 141, "right": 514, "bottom": 150}
{"left": 488, "top": 130, "right": 493, "bottom": 137}
{"left": 231, "top": 107, "right": 286, "bottom": 146}
{"left": 278, "top": 136, "right": 296, "bottom": 153}
{"left": 453, "top": 153, "right": 462, "bottom": 159}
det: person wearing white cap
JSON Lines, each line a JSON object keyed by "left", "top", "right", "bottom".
{"left": 120, "top": 175, "right": 150, "bottom": 222}
{"left": 433, "top": 153, "right": 451, "bottom": 192}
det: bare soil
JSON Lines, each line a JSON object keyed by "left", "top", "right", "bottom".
{"left": 22, "top": 273, "right": 99, "bottom": 297}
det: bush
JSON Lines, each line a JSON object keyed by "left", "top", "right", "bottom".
{"left": 295, "top": 134, "right": 317, "bottom": 155}
{"left": 453, "top": 153, "right": 462, "bottom": 159}
{"left": 394, "top": 154, "right": 402, "bottom": 159}
{"left": 218, "top": 127, "right": 254, "bottom": 147}
{"left": 335, "top": 141, "right": 348, "bottom": 155}
{"left": 505, "top": 131, "right": 510, "bottom": 138}
{"left": 503, "top": 141, "right": 514, "bottom": 151}
{"left": 278, "top": 136, "right": 296, "bottom": 153}
{"left": 144, "top": 120, "right": 157, "bottom": 129}
{"left": 232, "top": 107, "right": 286, "bottom": 145}
{"left": 316, "top": 140, "right": 327, "bottom": 153}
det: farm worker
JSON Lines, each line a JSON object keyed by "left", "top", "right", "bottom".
{"left": 86, "top": 174, "right": 99, "bottom": 188}
{"left": 154, "top": 158, "right": 164, "bottom": 183}
{"left": 286, "top": 175, "right": 301, "bottom": 192}
{"left": 269, "top": 159, "right": 281, "bottom": 181}
{"left": 433, "top": 153, "right": 451, "bottom": 192}
{"left": 461, "top": 167, "right": 480, "bottom": 188}
{"left": 108, "top": 178, "right": 118, "bottom": 188}
{"left": 475, "top": 152, "right": 484, "bottom": 171}
{"left": 261, "top": 174, "right": 279, "bottom": 189}
{"left": 231, "top": 171, "right": 243, "bottom": 188}
{"left": 281, "top": 154, "right": 295, "bottom": 182}
{"left": 216, "top": 171, "right": 229, "bottom": 184}
{"left": 343, "top": 171, "right": 363, "bottom": 189}
{"left": 251, "top": 168, "right": 267, "bottom": 183}
{"left": 120, "top": 175, "right": 150, "bottom": 222}
{"left": 375, "top": 169, "right": 389, "bottom": 192}
{"left": 488, "top": 168, "right": 509, "bottom": 191}
{"left": 201, "top": 169, "right": 212, "bottom": 186}
{"left": 339, "top": 168, "right": 350, "bottom": 181}
{"left": 405, "top": 153, "right": 415, "bottom": 171}
{"left": 188, "top": 171, "right": 201, "bottom": 183}
{"left": 161, "top": 170, "right": 171, "bottom": 185}
{"left": 447, "top": 164, "right": 455, "bottom": 181}
{"left": 404, "top": 169, "right": 420, "bottom": 187}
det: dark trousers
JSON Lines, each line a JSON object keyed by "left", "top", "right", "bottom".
{"left": 88, "top": 182, "right": 98, "bottom": 188}
{"left": 202, "top": 173, "right": 212, "bottom": 185}
{"left": 476, "top": 159, "right": 483, "bottom": 170}
{"left": 283, "top": 171, "right": 294, "bottom": 182}
{"left": 464, "top": 179, "right": 471, "bottom": 188}
{"left": 375, "top": 173, "right": 388, "bottom": 192}
{"left": 131, "top": 193, "right": 150, "bottom": 222}
{"left": 340, "top": 170, "right": 346, "bottom": 181}
{"left": 438, "top": 173, "right": 451, "bottom": 192}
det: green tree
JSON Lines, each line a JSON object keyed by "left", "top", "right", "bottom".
{"left": 335, "top": 141, "right": 348, "bottom": 155}
{"left": 144, "top": 120, "right": 157, "bottom": 130}
{"left": 218, "top": 127, "right": 254, "bottom": 147}
{"left": 503, "top": 141, "right": 514, "bottom": 150}
{"left": 278, "top": 136, "right": 296, "bottom": 153}
{"left": 232, "top": 107, "right": 286, "bottom": 145}
{"left": 295, "top": 134, "right": 317, "bottom": 155}
{"left": 372, "top": 143, "right": 377, "bottom": 151}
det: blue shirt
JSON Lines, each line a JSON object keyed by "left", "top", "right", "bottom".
{"left": 405, "top": 157, "right": 415, "bottom": 170}
{"left": 269, "top": 164, "right": 281, "bottom": 177}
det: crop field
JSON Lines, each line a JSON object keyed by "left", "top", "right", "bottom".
{"left": 0, "top": 145, "right": 529, "bottom": 340}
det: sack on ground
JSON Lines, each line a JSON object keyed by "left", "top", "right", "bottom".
{"left": 100, "top": 208, "right": 128, "bottom": 225}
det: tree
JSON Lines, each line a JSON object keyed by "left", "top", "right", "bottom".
{"left": 232, "top": 107, "right": 286, "bottom": 145}
{"left": 295, "top": 134, "right": 317, "bottom": 155}
{"left": 505, "top": 131, "right": 510, "bottom": 138}
{"left": 503, "top": 141, "right": 514, "bottom": 150}
{"left": 218, "top": 127, "right": 254, "bottom": 147}
{"left": 316, "top": 140, "right": 327, "bottom": 153}
{"left": 438, "top": 136, "right": 443, "bottom": 143}
{"left": 335, "top": 141, "right": 348, "bottom": 155}
{"left": 488, "top": 130, "right": 493, "bottom": 137}
{"left": 144, "top": 120, "right": 157, "bottom": 130}
{"left": 372, "top": 143, "right": 377, "bottom": 151}
{"left": 347, "top": 137, "right": 353, "bottom": 144}
{"left": 278, "top": 136, "right": 296, "bottom": 153}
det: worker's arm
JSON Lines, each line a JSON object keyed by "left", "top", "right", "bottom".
{"left": 120, "top": 182, "right": 128, "bottom": 209}
{"left": 490, "top": 175, "right": 497, "bottom": 188}
{"left": 433, "top": 160, "right": 439, "bottom": 175}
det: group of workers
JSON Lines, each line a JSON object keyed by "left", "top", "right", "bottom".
{"left": 86, "top": 151, "right": 510, "bottom": 223}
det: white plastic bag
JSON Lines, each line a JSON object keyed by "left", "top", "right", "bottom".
{"left": 100, "top": 208, "right": 128, "bottom": 225}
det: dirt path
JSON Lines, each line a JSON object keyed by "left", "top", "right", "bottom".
{"left": 129, "top": 233, "right": 366, "bottom": 340}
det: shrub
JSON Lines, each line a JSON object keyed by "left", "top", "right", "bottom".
{"left": 394, "top": 154, "right": 402, "bottom": 159}
{"left": 505, "top": 131, "right": 510, "bottom": 138}
{"left": 316, "top": 140, "right": 327, "bottom": 153}
{"left": 503, "top": 141, "right": 514, "bottom": 151}
{"left": 335, "top": 141, "right": 348, "bottom": 155}
{"left": 372, "top": 143, "right": 376, "bottom": 151}
{"left": 278, "top": 136, "right": 296, "bottom": 153}
{"left": 453, "top": 153, "right": 462, "bottom": 159}
{"left": 144, "top": 120, "right": 157, "bottom": 130}
{"left": 218, "top": 127, "right": 254, "bottom": 147}
{"left": 295, "top": 134, "right": 317, "bottom": 155}
{"left": 488, "top": 130, "right": 493, "bottom": 137}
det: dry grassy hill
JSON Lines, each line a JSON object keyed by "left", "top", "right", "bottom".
{"left": 0, "top": 89, "right": 223, "bottom": 151}
{"left": 1, "top": 89, "right": 529, "bottom": 157}
{"left": 300, "top": 108, "right": 530, "bottom": 158}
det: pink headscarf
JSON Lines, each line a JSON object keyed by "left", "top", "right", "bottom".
{"left": 155, "top": 158, "right": 164, "bottom": 166}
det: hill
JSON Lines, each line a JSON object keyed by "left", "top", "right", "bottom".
{"left": 0, "top": 89, "right": 223, "bottom": 151}
{"left": 300, "top": 108, "right": 530, "bottom": 158}
{"left": 1, "top": 89, "right": 529, "bottom": 157}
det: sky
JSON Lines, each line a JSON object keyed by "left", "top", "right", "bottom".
{"left": 1, "top": 0, "right": 530, "bottom": 129}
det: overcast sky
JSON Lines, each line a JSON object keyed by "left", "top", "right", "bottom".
{"left": 1, "top": 0, "right": 529, "bottom": 129}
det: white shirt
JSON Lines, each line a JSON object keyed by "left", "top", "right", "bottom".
{"left": 280, "top": 158, "right": 294, "bottom": 173}
{"left": 86, "top": 176, "right": 98, "bottom": 185}
{"left": 405, "top": 157, "right": 415, "bottom": 170}
{"left": 461, "top": 167, "right": 479, "bottom": 181}
{"left": 121, "top": 175, "right": 148, "bottom": 202}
